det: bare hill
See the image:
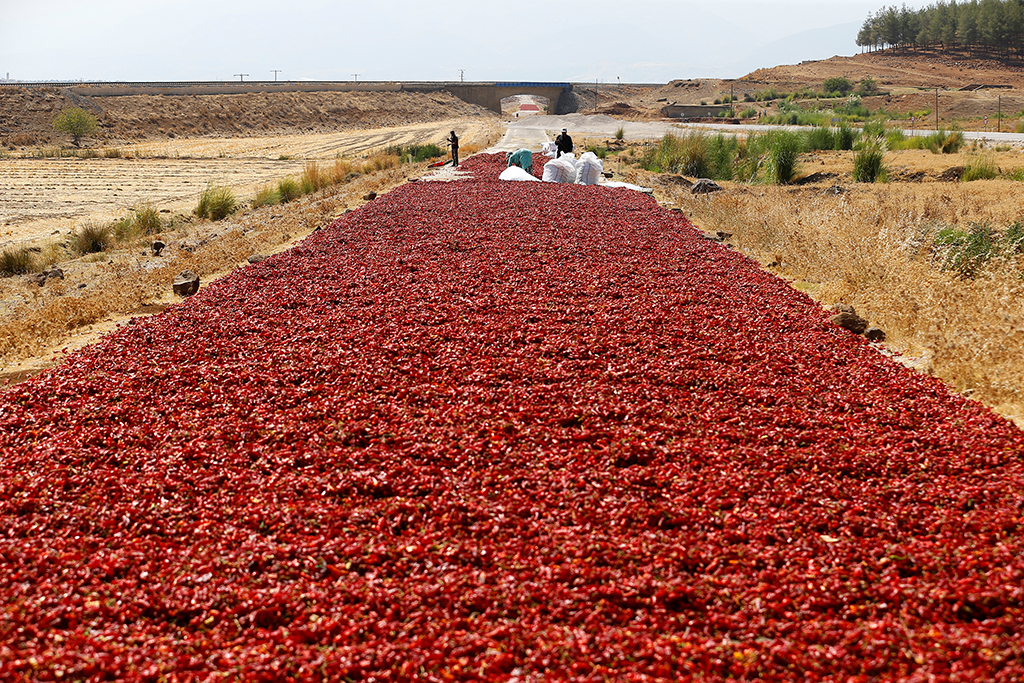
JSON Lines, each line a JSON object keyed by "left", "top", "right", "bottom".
{"left": 743, "top": 48, "right": 1024, "bottom": 90}
{"left": 0, "top": 88, "right": 494, "bottom": 149}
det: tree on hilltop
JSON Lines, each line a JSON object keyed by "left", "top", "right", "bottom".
{"left": 52, "top": 107, "right": 98, "bottom": 147}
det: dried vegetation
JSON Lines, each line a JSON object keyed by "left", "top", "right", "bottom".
{"left": 654, "top": 174, "right": 1024, "bottom": 425}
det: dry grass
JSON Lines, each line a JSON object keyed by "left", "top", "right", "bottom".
{"left": 654, "top": 170, "right": 1024, "bottom": 426}
{"left": 0, "top": 164, "right": 418, "bottom": 375}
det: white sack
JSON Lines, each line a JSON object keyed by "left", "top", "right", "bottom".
{"left": 575, "top": 152, "right": 603, "bottom": 185}
{"left": 541, "top": 141, "right": 558, "bottom": 158}
{"left": 542, "top": 155, "right": 577, "bottom": 183}
{"left": 499, "top": 166, "right": 541, "bottom": 182}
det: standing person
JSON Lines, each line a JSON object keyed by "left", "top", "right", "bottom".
{"left": 447, "top": 130, "right": 459, "bottom": 167}
{"left": 555, "top": 128, "right": 573, "bottom": 158}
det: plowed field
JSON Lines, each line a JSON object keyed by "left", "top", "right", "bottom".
{"left": 0, "top": 118, "right": 497, "bottom": 244}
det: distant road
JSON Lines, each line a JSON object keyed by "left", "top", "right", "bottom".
{"left": 503, "top": 114, "right": 1024, "bottom": 146}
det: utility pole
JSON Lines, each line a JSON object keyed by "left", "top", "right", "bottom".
{"left": 352, "top": 74, "right": 359, "bottom": 81}
{"left": 935, "top": 88, "right": 939, "bottom": 130}
{"left": 460, "top": 69, "right": 465, "bottom": 82}
{"left": 271, "top": 70, "right": 282, "bottom": 81}
{"left": 234, "top": 73, "right": 248, "bottom": 82}
{"left": 998, "top": 95, "right": 1002, "bottom": 132}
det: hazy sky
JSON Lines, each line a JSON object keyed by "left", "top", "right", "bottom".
{"left": 2, "top": 0, "right": 934, "bottom": 83}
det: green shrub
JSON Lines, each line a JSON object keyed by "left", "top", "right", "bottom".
{"left": 385, "top": 143, "right": 444, "bottom": 163}
{"left": 1004, "top": 221, "right": 1024, "bottom": 253}
{"left": 71, "top": 223, "right": 112, "bottom": 255}
{"left": 195, "top": 184, "right": 236, "bottom": 221}
{"left": 639, "top": 131, "right": 739, "bottom": 180}
{"left": 834, "top": 123, "right": 858, "bottom": 150}
{"left": 823, "top": 77, "right": 853, "bottom": 95}
{"left": 708, "top": 134, "right": 738, "bottom": 181}
{"left": 252, "top": 186, "right": 281, "bottom": 208}
{"left": 856, "top": 77, "right": 878, "bottom": 96}
{"left": 937, "top": 223, "right": 997, "bottom": 278}
{"left": 925, "top": 129, "right": 965, "bottom": 154}
{"left": 0, "top": 247, "right": 38, "bottom": 276}
{"left": 859, "top": 120, "right": 886, "bottom": 140}
{"left": 962, "top": 153, "right": 998, "bottom": 181}
{"left": 52, "top": 107, "right": 99, "bottom": 146}
{"left": 614, "top": 126, "right": 625, "bottom": 140}
{"left": 804, "top": 127, "right": 835, "bottom": 151}
{"left": 739, "top": 107, "right": 757, "bottom": 118}
{"left": 112, "top": 206, "right": 162, "bottom": 241}
{"left": 751, "top": 130, "right": 801, "bottom": 184}
{"left": 133, "top": 205, "right": 162, "bottom": 235}
{"left": 277, "top": 177, "right": 301, "bottom": 203}
{"left": 853, "top": 145, "right": 886, "bottom": 183}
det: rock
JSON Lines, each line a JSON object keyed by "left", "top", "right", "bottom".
{"left": 831, "top": 302, "right": 856, "bottom": 315}
{"left": 43, "top": 266, "right": 64, "bottom": 281}
{"left": 716, "top": 231, "right": 733, "bottom": 241}
{"left": 691, "top": 178, "right": 722, "bottom": 194}
{"left": 247, "top": 254, "right": 269, "bottom": 264}
{"left": 864, "top": 327, "right": 886, "bottom": 342}
{"left": 152, "top": 240, "right": 166, "bottom": 256}
{"left": 823, "top": 184, "right": 845, "bottom": 195}
{"left": 362, "top": 191, "right": 377, "bottom": 201}
{"left": 25, "top": 273, "right": 47, "bottom": 286}
{"left": 831, "top": 311, "right": 869, "bottom": 335}
{"left": 173, "top": 270, "right": 200, "bottom": 297}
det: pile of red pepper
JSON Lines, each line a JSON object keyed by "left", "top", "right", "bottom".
{"left": 2, "top": 155, "right": 1023, "bottom": 680}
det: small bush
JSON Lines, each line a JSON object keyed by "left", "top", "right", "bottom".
{"left": 823, "top": 77, "right": 853, "bottom": 95}
{"left": 195, "top": 184, "right": 236, "bottom": 221}
{"left": 739, "top": 107, "right": 758, "bottom": 118}
{"left": 133, "top": 205, "right": 162, "bottom": 235}
{"left": 71, "top": 223, "right": 112, "bottom": 255}
{"left": 925, "top": 129, "right": 965, "bottom": 154}
{"left": 0, "top": 247, "right": 38, "bottom": 276}
{"left": 962, "top": 153, "right": 998, "bottom": 181}
{"left": 936, "top": 223, "right": 997, "bottom": 278}
{"left": 856, "top": 77, "right": 878, "bottom": 96}
{"left": 300, "top": 162, "right": 327, "bottom": 194}
{"left": 614, "top": 126, "right": 625, "bottom": 140}
{"left": 252, "top": 186, "right": 281, "bottom": 208}
{"left": 112, "top": 205, "right": 162, "bottom": 241}
{"left": 804, "top": 127, "right": 835, "bottom": 152}
{"left": 277, "top": 177, "right": 302, "bottom": 203}
{"left": 1004, "top": 221, "right": 1024, "bottom": 253}
{"left": 853, "top": 145, "right": 886, "bottom": 183}
{"left": 834, "top": 123, "right": 858, "bottom": 150}
{"left": 748, "top": 130, "right": 801, "bottom": 184}
{"left": 52, "top": 107, "right": 99, "bottom": 146}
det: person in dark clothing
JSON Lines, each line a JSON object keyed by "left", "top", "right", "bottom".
{"left": 555, "top": 128, "right": 573, "bottom": 158}
{"left": 447, "top": 130, "right": 459, "bottom": 167}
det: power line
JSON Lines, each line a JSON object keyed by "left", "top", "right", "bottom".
{"left": 234, "top": 73, "right": 248, "bottom": 82}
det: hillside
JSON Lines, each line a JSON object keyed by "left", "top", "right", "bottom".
{"left": 0, "top": 88, "right": 493, "bottom": 149}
